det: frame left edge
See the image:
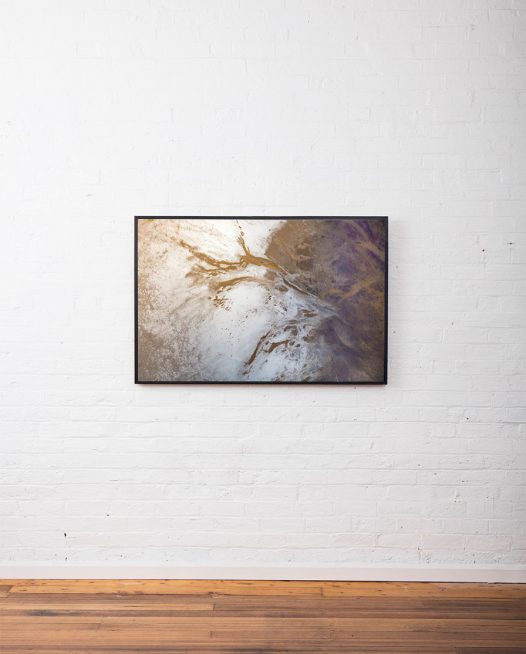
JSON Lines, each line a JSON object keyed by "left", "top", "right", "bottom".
{"left": 134, "top": 216, "right": 140, "bottom": 384}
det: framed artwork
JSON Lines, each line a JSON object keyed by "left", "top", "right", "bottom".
{"left": 135, "top": 217, "right": 387, "bottom": 384}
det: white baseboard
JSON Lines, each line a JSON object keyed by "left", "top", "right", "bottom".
{"left": 0, "top": 564, "right": 524, "bottom": 583}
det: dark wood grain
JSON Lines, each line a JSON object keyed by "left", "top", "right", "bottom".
{"left": 0, "top": 580, "right": 524, "bottom": 653}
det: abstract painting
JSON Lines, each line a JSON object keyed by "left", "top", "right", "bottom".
{"left": 135, "top": 217, "right": 387, "bottom": 384}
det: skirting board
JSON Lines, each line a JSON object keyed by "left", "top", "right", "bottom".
{"left": 0, "top": 565, "right": 524, "bottom": 583}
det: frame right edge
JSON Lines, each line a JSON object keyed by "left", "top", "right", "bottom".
{"left": 383, "top": 216, "right": 389, "bottom": 385}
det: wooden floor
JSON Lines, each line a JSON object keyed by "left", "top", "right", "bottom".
{"left": 0, "top": 580, "right": 525, "bottom": 653}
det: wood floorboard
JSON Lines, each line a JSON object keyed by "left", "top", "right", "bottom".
{"left": 0, "top": 580, "right": 524, "bottom": 653}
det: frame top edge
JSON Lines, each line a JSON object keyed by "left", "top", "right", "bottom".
{"left": 135, "top": 216, "right": 389, "bottom": 220}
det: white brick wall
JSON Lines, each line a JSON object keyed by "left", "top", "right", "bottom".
{"left": 0, "top": 0, "right": 525, "bottom": 577}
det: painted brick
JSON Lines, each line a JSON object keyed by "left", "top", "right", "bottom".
{"left": 0, "top": 0, "right": 524, "bottom": 571}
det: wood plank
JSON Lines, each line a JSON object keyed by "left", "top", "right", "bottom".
{"left": 4, "top": 579, "right": 324, "bottom": 596}
{"left": 0, "top": 652, "right": 460, "bottom": 654}
{"left": 321, "top": 581, "right": 526, "bottom": 599}
{"left": 2, "top": 598, "right": 523, "bottom": 620}
{"left": 5, "top": 579, "right": 525, "bottom": 599}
